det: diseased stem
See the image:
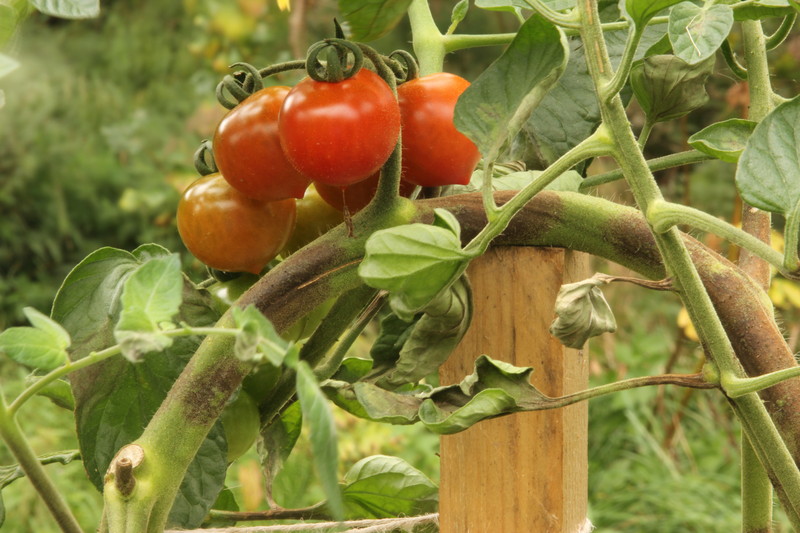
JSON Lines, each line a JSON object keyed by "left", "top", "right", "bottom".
{"left": 207, "top": 502, "right": 330, "bottom": 522}
{"left": 740, "top": 18, "right": 777, "bottom": 531}
{"left": 0, "top": 397, "right": 82, "bottom": 533}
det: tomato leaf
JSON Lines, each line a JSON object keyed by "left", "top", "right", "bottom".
{"left": 519, "top": 22, "right": 667, "bottom": 166}
{"left": 630, "top": 54, "right": 714, "bottom": 123}
{"left": 549, "top": 276, "right": 617, "bottom": 349}
{"left": 296, "top": 361, "right": 344, "bottom": 520}
{"left": 669, "top": 2, "right": 733, "bottom": 65}
{"left": 165, "top": 425, "right": 227, "bottom": 529}
{"left": 0, "top": 308, "right": 70, "bottom": 370}
{"left": 260, "top": 401, "right": 303, "bottom": 491}
{"left": 337, "top": 0, "right": 412, "bottom": 41}
{"left": 53, "top": 244, "right": 227, "bottom": 529}
{"left": 454, "top": 15, "right": 568, "bottom": 161}
{"left": 624, "top": 0, "right": 683, "bottom": 27}
{"left": 688, "top": 119, "right": 757, "bottom": 163}
{"left": 231, "top": 305, "right": 291, "bottom": 366}
{"left": 736, "top": 96, "right": 800, "bottom": 215}
{"left": 114, "top": 254, "right": 183, "bottom": 362}
{"left": 358, "top": 222, "right": 473, "bottom": 319}
{"left": 324, "top": 380, "right": 424, "bottom": 424}
{"left": 26, "top": 376, "right": 75, "bottom": 411}
{"left": 342, "top": 455, "right": 438, "bottom": 519}
{"left": 372, "top": 277, "right": 472, "bottom": 389}
{"left": 29, "top": 0, "right": 100, "bottom": 19}
{"left": 52, "top": 244, "right": 172, "bottom": 360}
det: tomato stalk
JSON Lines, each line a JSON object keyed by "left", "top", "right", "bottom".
{"left": 578, "top": 0, "right": 800, "bottom": 525}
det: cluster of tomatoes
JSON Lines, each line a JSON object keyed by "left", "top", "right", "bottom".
{"left": 177, "top": 55, "right": 481, "bottom": 276}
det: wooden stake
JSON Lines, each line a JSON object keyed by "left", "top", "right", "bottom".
{"left": 439, "top": 247, "right": 589, "bottom": 533}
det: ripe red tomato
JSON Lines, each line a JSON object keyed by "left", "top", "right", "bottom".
{"left": 213, "top": 86, "right": 310, "bottom": 201}
{"left": 397, "top": 73, "right": 481, "bottom": 187}
{"left": 314, "top": 171, "right": 416, "bottom": 213}
{"left": 278, "top": 69, "right": 401, "bottom": 187}
{"left": 177, "top": 174, "right": 296, "bottom": 274}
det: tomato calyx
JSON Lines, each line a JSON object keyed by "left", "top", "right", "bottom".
{"left": 193, "top": 139, "right": 217, "bottom": 176}
{"left": 305, "top": 38, "right": 364, "bottom": 83}
{"left": 216, "top": 60, "right": 306, "bottom": 110}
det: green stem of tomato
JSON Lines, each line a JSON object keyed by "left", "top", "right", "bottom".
{"left": 0, "top": 395, "right": 83, "bottom": 533}
{"left": 578, "top": 0, "right": 800, "bottom": 525}
{"left": 579, "top": 150, "right": 712, "bottom": 190}
{"left": 407, "top": 0, "right": 447, "bottom": 76}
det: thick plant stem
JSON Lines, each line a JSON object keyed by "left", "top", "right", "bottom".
{"left": 0, "top": 397, "right": 82, "bottom": 533}
{"left": 407, "top": 0, "right": 446, "bottom": 76}
{"left": 740, "top": 18, "right": 776, "bottom": 531}
{"left": 577, "top": 0, "right": 800, "bottom": 526}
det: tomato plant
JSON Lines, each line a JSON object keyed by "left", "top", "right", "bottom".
{"left": 177, "top": 173, "right": 296, "bottom": 274}
{"left": 314, "top": 171, "right": 416, "bottom": 214}
{"left": 278, "top": 68, "right": 401, "bottom": 187}
{"left": 397, "top": 73, "right": 481, "bottom": 187}
{"left": 213, "top": 86, "right": 310, "bottom": 201}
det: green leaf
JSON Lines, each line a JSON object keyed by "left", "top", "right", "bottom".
{"left": 549, "top": 276, "right": 617, "bottom": 349}
{"left": 0, "top": 53, "right": 19, "bottom": 79}
{"left": 52, "top": 244, "right": 172, "bottom": 360}
{"left": 114, "top": 254, "right": 183, "bottom": 361}
{"left": 519, "top": 22, "right": 667, "bottom": 165}
{"left": 688, "top": 118, "right": 757, "bottom": 163}
{"left": 454, "top": 15, "right": 568, "bottom": 160}
{"left": 26, "top": 376, "right": 75, "bottom": 410}
{"left": 432, "top": 208, "right": 461, "bottom": 239}
{"left": 625, "top": 0, "right": 683, "bottom": 27}
{"left": 202, "top": 487, "right": 240, "bottom": 528}
{"left": 342, "top": 455, "right": 438, "bottom": 519}
{"left": 420, "top": 356, "right": 550, "bottom": 434}
{"left": 375, "top": 277, "right": 472, "bottom": 389}
{"left": 261, "top": 401, "right": 303, "bottom": 488}
{"left": 669, "top": 2, "right": 733, "bottom": 65}
{"left": 29, "top": 0, "right": 99, "bottom": 18}
{"left": 0, "top": 7, "right": 17, "bottom": 48}
{"left": 24, "top": 307, "right": 71, "bottom": 348}
{"left": 449, "top": 0, "right": 469, "bottom": 30}
{"left": 630, "top": 54, "right": 714, "bottom": 123}
{"left": 337, "top": 0, "right": 411, "bottom": 41}
{"left": 0, "top": 327, "right": 68, "bottom": 370}
{"left": 324, "top": 380, "right": 423, "bottom": 424}
{"left": 296, "top": 361, "right": 344, "bottom": 520}
{"left": 54, "top": 245, "right": 227, "bottom": 528}
{"left": 166, "top": 424, "right": 228, "bottom": 529}
{"left": 231, "top": 305, "right": 290, "bottom": 365}
{"left": 359, "top": 223, "right": 473, "bottom": 318}
{"left": 736, "top": 96, "right": 800, "bottom": 215}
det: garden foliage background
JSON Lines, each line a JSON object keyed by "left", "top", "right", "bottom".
{"left": 1, "top": 0, "right": 800, "bottom": 531}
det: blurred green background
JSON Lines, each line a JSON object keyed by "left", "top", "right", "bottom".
{"left": 1, "top": 0, "right": 800, "bottom": 531}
